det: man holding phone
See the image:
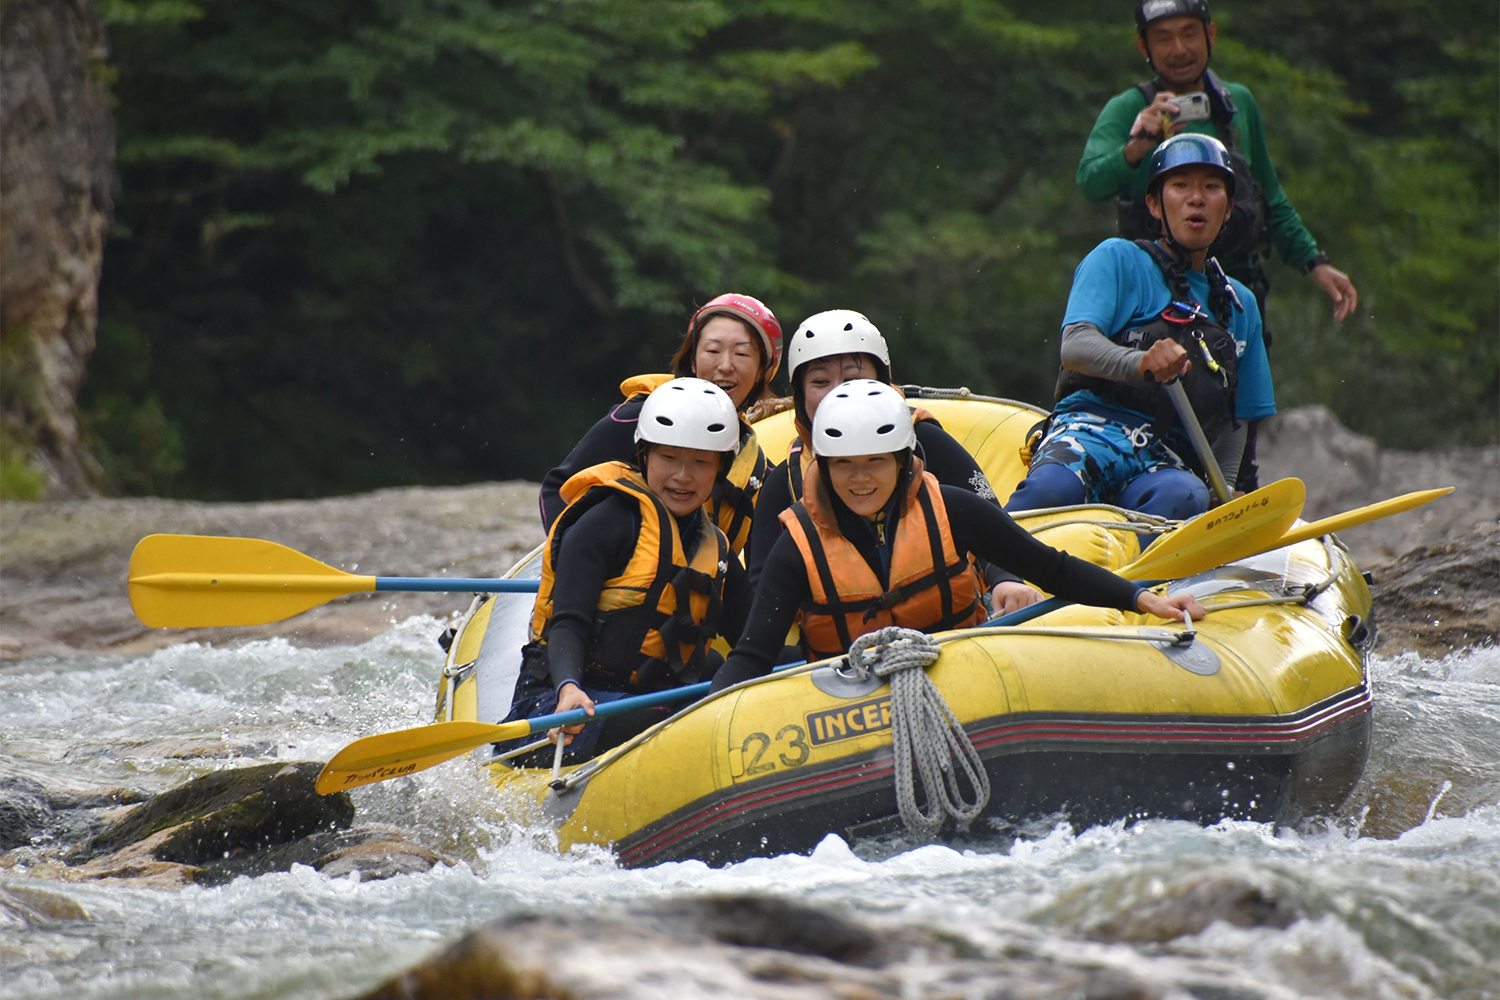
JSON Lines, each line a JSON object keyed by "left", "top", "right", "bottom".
{"left": 1075, "top": 0, "right": 1357, "bottom": 491}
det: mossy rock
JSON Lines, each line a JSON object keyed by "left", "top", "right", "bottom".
{"left": 76, "top": 761, "right": 353, "bottom": 864}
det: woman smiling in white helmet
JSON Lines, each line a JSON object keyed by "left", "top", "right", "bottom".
{"left": 711, "top": 381, "right": 1203, "bottom": 691}
{"left": 744, "top": 308, "right": 1041, "bottom": 615}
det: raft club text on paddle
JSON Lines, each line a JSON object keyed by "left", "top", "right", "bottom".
{"left": 1203, "top": 494, "right": 1272, "bottom": 532}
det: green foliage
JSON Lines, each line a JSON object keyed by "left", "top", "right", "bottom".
{"left": 91, "top": 0, "right": 1497, "bottom": 498}
{"left": 1209, "top": 8, "right": 1498, "bottom": 447}
{"left": 78, "top": 315, "right": 185, "bottom": 495}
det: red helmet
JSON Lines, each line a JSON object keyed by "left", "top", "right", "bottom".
{"left": 689, "top": 293, "right": 783, "bottom": 381}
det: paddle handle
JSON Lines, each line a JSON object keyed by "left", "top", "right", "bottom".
{"left": 511, "top": 658, "right": 811, "bottom": 738}
{"left": 1165, "top": 379, "right": 1233, "bottom": 505}
{"left": 983, "top": 596, "right": 1067, "bottom": 626}
{"left": 375, "top": 577, "right": 540, "bottom": 593}
{"left": 508, "top": 585, "right": 1185, "bottom": 736}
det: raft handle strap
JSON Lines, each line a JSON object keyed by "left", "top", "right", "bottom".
{"left": 1173, "top": 608, "right": 1196, "bottom": 646}
{"left": 550, "top": 729, "right": 567, "bottom": 786}
{"left": 492, "top": 737, "right": 553, "bottom": 766}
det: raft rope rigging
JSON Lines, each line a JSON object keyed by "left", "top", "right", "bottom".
{"left": 842, "top": 627, "right": 990, "bottom": 838}
{"left": 898, "top": 384, "right": 1048, "bottom": 415}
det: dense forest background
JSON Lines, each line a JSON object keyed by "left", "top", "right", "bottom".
{"left": 74, "top": 0, "right": 1498, "bottom": 500}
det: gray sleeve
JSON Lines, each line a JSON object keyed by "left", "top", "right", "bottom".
{"left": 1059, "top": 322, "right": 1148, "bottom": 383}
{"left": 1210, "top": 420, "right": 1247, "bottom": 479}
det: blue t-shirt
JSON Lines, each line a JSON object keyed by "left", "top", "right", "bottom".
{"left": 1060, "top": 239, "right": 1275, "bottom": 420}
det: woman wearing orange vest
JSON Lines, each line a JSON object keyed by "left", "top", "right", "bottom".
{"left": 505, "top": 379, "right": 754, "bottom": 762}
{"left": 538, "top": 293, "right": 782, "bottom": 554}
{"left": 711, "top": 381, "right": 1204, "bottom": 691}
{"left": 743, "top": 309, "right": 1042, "bottom": 616}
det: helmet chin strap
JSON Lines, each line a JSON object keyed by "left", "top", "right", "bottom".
{"left": 1153, "top": 199, "right": 1192, "bottom": 262}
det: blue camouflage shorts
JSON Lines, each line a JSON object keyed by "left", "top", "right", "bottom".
{"left": 1029, "top": 399, "right": 1192, "bottom": 505}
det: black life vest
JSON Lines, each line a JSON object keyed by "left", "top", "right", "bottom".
{"left": 1116, "top": 71, "right": 1269, "bottom": 260}
{"left": 1055, "top": 240, "right": 1240, "bottom": 449}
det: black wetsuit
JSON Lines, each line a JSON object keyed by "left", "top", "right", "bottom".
{"left": 711, "top": 485, "right": 1144, "bottom": 692}
{"left": 539, "top": 397, "right": 648, "bottom": 531}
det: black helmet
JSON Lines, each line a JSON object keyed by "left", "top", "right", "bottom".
{"left": 1135, "top": 0, "right": 1212, "bottom": 36}
{"left": 1147, "top": 133, "right": 1235, "bottom": 198}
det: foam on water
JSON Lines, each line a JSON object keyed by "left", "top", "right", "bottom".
{"left": 2, "top": 628, "right": 1497, "bottom": 1000}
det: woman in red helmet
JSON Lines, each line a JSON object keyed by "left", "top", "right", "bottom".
{"left": 538, "top": 294, "right": 782, "bottom": 554}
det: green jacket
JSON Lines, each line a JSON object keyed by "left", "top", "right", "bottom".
{"left": 1077, "top": 76, "right": 1321, "bottom": 273}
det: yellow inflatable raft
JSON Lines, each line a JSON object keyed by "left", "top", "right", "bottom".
{"left": 434, "top": 390, "right": 1374, "bottom": 866}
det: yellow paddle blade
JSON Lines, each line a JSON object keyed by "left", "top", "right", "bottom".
{"left": 1120, "top": 478, "right": 1306, "bottom": 581}
{"left": 315, "top": 720, "right": 527, "bottom": 794}
{"left": 129, "top": 534, "right": 377, "bottom": 628}
{"left": 1273, "top": 487, "right": 1454, "bottom": 550}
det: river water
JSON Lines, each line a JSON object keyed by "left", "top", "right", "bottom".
{"left": 2, "top": 617, "right": 1496, "bottom": 1000}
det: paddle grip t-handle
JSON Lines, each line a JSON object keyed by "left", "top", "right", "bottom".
{"left": 1164, "top": 379, "right": 1233, "bottom": 506}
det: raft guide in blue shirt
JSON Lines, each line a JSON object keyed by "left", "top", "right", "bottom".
{"left": 1061, "top": 238, "right": 1275, "bottom": 420}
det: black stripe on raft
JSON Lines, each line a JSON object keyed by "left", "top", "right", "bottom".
{"left": 611, "top": 683, "right": 1373, "bottom": 868}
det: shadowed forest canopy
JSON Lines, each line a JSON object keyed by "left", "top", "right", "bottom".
{"left": 85, "top": 0, "right": 1497, "bottom": 499}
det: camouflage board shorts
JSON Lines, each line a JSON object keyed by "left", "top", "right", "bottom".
{"left": 1028, "top": 400, "right": 1193, "bottom": 505}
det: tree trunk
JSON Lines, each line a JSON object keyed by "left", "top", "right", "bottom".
{"left": 1, "top": 0, "right": 114, "bottom": 498}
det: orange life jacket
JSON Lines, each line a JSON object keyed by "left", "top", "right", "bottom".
{"left": 780, "top": 462, "right": 986, "bottom": 661}
{"left": 619, "top": 374, "right": 767, "bottom": 554}
{"left": 530, "top": 461, "right": 730, "bottom": 690}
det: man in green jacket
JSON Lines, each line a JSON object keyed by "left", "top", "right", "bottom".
{"left": 1077, "top": 0, "right": 1358, "bottom": 489}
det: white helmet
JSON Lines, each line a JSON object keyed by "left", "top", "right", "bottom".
{"left": 635, "top": 377, "right": 741, "bottom": 454}
{"left": 810, "top": 380, "right": 915, "bottom": 457}
{"left": 785, "top": 309, "right": 890, "bottom": 377}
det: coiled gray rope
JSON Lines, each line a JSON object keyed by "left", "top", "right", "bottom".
{"left": 844, "top": 627, "right": 991, "bottom": 838}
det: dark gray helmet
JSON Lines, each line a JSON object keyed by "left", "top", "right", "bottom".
{"left": 1147, "top": 133, "right": 1235, "bottom": 198}
{"left": 1135, "top": 0, "right": 1212, "bottom": 36}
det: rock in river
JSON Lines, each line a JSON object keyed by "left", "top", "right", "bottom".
{"left": 358, "top": 893, "right": 1173, "bottom": 1000}
{"left": 2, "top": 761, "right": 450, "bottom": 889}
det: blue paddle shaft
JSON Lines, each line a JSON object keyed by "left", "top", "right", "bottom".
{"left": 375, "top": 577, "right": 540, "bottom": 593}
{"left": 524, "top": 682, "right": 710, "bottom": 735}
{"left": 517, "top": 587, "right": 1162, "bottom": 736}
{"left": 524, "top": 659, "right": 808, "bottom": 735}
{"left": 983, "top": 596, "right": 1066, "bottom": 626}
{"left": 513, "top": 587, "right": 1128, "bottom": 734}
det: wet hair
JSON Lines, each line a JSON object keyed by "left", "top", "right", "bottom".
{"left": 670, "top": 312, "right": 770, "bottom": 413}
